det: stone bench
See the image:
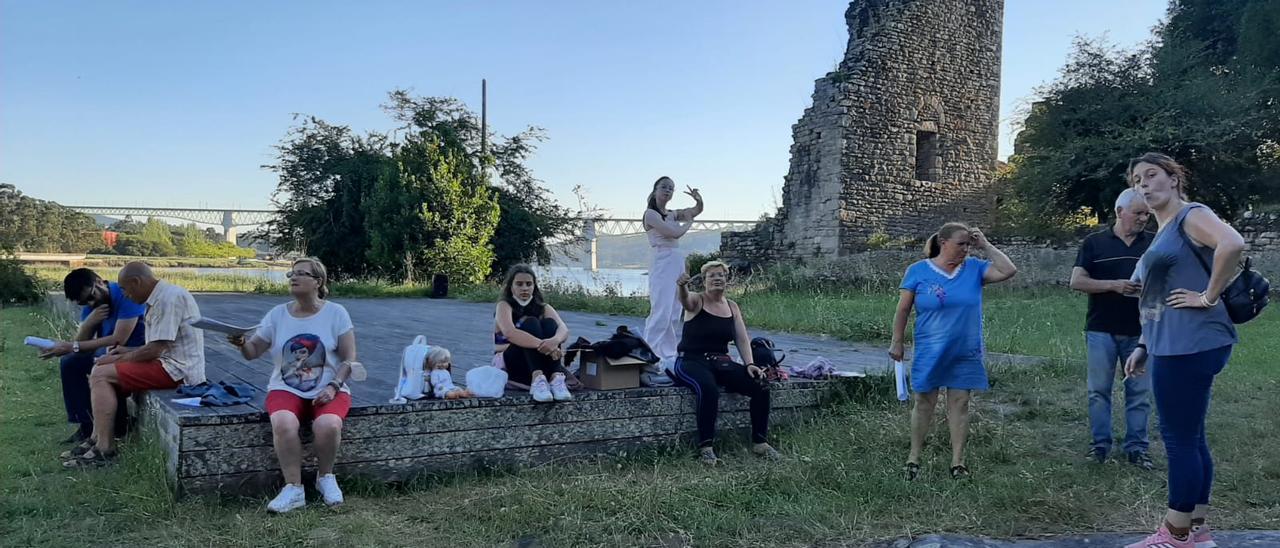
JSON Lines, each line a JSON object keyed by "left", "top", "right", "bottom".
{"left": 140, "top": 379, "right": 859, "bottom": 497}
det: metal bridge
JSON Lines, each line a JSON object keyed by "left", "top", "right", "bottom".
{"left": 66, "top": 206, "right": 277, "bottom": 244}
{"left": 66, "top": 206, "right": 758, "bottom": 270}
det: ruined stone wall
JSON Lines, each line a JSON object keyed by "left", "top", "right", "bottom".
{"left": 833, "top": 0, "right": 1003, "bottom": 251}
{"left": 723, "top": 0, "right": 1004, "bottom": 263}
{"left": 1237, "top": 210, "right": 1280, "bottom": 251}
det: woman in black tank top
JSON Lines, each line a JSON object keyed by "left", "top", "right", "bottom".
{"left": 668, "top": 261, "right": 779, "bottom": 465}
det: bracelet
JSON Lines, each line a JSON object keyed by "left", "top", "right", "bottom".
{"left": 745, "top": 363, "right": 756, "bottom": 367}
{"left": 1135, "top": 343, "right": 1147, "bottom": 352}
{"left": 1200, "top": 292, "right": 1219, "bottom": 307}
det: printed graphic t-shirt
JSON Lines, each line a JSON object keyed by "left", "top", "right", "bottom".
{"left": 253, "top": 301, "right": 354, "bottom": 399}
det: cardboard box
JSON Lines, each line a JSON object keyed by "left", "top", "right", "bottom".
{"left": 577, "top": 349, "right": 643, "bottom": 390}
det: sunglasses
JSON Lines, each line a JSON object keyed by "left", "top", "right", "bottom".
{"left": 285, "top": 270, "right": 320, "bottom": 279}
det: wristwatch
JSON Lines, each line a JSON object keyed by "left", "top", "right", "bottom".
{"left": 327, "top": 380, "right": 343, "bottom": 391}
{"left": 72, "top": 341, "right": 81, "bottom": 353}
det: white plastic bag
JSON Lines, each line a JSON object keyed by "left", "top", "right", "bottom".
{"left": 466, "top": 365, "right": 508, "bottom": 399}
{"left": 390, "top": 335, "right": 430, "bottom": 403}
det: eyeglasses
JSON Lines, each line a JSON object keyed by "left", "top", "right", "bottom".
{"left": 285, "top": 270, "right": 319, "bottom": 279}
{"left": 75, "top": 287, "right": 98, "bottom": 306}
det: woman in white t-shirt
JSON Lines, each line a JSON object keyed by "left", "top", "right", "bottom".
{"left": 229, "top": 257, "right": 357, "bottom": 514}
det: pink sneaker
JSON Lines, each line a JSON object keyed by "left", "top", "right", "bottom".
{"left": 1125, "top": 525, "right": 1193, "bottom": 548}
{"left": 1191, "top": 525, "right": 1217, "bottom": 548}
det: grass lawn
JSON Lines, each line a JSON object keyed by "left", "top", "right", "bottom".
{"left": 3, "top": 285, "right": 1279, "bottom": 547}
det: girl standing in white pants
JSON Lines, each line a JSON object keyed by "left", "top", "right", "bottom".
{"left": 643, "top": 176, "right": 703, "bottom": 385}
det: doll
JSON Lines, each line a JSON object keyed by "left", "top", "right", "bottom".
{"left": 426, "top": 346, "right": 474, "bottom": 400}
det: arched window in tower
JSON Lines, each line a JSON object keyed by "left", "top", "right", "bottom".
{"left": 853, "top": 7, "right": 872, "bottom": 40}
{"left": 915, "top": 130, "right": 940, "bottom": 182}
{"left": 913, "top": 96, "right": 945, "bottom": 182}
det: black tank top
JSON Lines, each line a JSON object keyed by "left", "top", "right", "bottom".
{"left": 678, "top": 307, "right": 735, "bottom": 355}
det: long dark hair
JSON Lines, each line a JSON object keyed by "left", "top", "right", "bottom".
{"left": 924, "top": 222, "right": 971, "bottom": 258}
{"left": 647, "top": 176, "right": 673, "bottom": 220}
{"left": 500, "top": 263, "right": 546, "bottom": 319}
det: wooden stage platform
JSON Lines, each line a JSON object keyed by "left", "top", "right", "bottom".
{"left": 140, "top": 295, "right": 881, "bottom": 497}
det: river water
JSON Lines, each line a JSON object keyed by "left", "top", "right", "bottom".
{"left": 173, "top": 266, "right": 651, "bottom": 296}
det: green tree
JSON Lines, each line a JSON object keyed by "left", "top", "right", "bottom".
{"left": 0, "top": 183, "right": 101, "bottom": 253}
{"left": 263, "top": 91, "right": 571, "bottom": 283}
{"left": 1006, "top": 0, "right": 1280, "bottom": 227}
{"left": 261, "top": 118, "right": 386, "bottom": 279}
{"left": 382, "top": 91, "right": 577, "bottom": 279}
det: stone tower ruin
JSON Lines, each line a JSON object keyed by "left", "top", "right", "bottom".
{"left": 723, "top": 0, "right": 1003, "bottom": 261}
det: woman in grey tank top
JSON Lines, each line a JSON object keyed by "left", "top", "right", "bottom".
{"left": 1122, "top": 153, "right": 1244, "bottom": 548}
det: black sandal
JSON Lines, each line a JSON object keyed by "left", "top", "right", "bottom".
{"left": 59, "top": 440, "right": 95, "bottom": 459}
{"left": 904, "top": 462, "right": 921, "bottom": 481}
{"left": 950, "top": 464, "right": 970, "bottom": 479}
{"left": 62, "top": 447, "right": 117, "bottom": 469}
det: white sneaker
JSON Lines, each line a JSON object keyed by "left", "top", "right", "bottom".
{"left": 267, "top": 483, "right": 306, "bottom": 513}
{"left": 550, "top": 375, "right": 573, "bottom": 401}
{"left": 315, "top": 473, "right": 344, "bottom": 506}
{"left": 530, "top": 376, "right": 553, "bottom": 402}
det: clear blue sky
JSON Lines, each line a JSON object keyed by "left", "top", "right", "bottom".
{"left": 1, "top": 0, "right": 1168, "bottom": 221}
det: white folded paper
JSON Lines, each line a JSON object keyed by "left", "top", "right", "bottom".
{"left": 894, "top": 360, "right": 909, "bottom": 401}
{"left": 24, "top": 336, "right": 56, "bottom": 350}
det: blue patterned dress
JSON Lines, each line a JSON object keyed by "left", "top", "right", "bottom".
{"left": 900, "top": 257, "right": 991, "bottom": 393}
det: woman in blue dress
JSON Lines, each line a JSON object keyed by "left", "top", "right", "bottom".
{"left": 890, "top": 222, "right": 1018, "bottom": 480}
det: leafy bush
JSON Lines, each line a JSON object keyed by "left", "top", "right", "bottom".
{"left": 0, "top": 258, "right": 43, "bottom": 304}
{"left": 685, "top": 251, "right": 721, "bottom": 276}
{"left": 114, "top": 235, "right": 177, "bottom": 257}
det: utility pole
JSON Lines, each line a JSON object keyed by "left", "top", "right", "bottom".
{"left": 480, "top": 79, "right": 487, "bottom": 157}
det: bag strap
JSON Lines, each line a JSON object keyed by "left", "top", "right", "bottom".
{"left": 1176, "top": 207, "right": 1214, "bottom": 278}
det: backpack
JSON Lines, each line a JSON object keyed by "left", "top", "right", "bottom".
{"left": 751, "top": 337, "right": 788, "bottom": 381}
{"left": 750, "top": 337, "right": 784, "bottom": 367}
{"left": 390, "top": 335, "right": 431, "bottom": 403}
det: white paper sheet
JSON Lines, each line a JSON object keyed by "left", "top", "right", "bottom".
{"left": 190, "top": 318, "right": 259, "bottom": 336}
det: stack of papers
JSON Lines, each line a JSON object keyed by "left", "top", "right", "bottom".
{"left": 190, "top": 318, "right": 259, "bottom": 337}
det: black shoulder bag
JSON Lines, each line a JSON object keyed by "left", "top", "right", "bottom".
{"left": 1180, "top": 224, "right": 1270, "bottom": 324}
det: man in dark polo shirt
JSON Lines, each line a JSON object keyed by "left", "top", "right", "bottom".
{"left": 1070, "top": 188, "right": 1154, "bottom": 469}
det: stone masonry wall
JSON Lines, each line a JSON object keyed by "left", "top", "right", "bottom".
{"left": 723, "top": 0, "right": 1004, "bottom": 262}
{"left": 833, "top": 0, "right": 1003, "bottom": 252}
{"left": 1237, "top": 210, "right": 1280, "bottom": 251}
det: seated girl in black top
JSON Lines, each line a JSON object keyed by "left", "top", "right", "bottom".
{"left": 494, "top": 264, "right": 572, "bottom": 402}
{"left": 669, "top": 260, "right": 780, "bottom": 464}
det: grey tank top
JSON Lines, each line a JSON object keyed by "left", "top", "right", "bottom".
{"left": 1135, "top": 203, "right": 1237, "bottom": 356}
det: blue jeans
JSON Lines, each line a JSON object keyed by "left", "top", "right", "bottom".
{"left": 1085, "top": 331, "right": 1151, "bottom": 453}
{"left": 1153, "top": 344, "right": 1231, "bottom": 513}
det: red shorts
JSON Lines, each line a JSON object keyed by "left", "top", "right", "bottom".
{"left": 116, "top": 360, "right": 182, "bottom": 393}
{"left": 265, "top": 390, "right": 352, "bottom": 421}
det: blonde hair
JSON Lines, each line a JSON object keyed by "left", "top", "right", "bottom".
{"left": 924, "top": 223, "right": 971, "bottom": 258}
{"left": 292, "top": 257, "right": 330, "bottom": 299}
{"left": 426, "top": 346, "right": 452, "bottom": 369}
{"left": 699, "top": 260, "right": 730, "bottom": 276}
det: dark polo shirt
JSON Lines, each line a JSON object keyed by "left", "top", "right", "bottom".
{"left": 1075, "top": 227, "right": 1152, "bottom": 336}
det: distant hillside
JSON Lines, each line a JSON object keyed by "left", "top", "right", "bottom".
{"left": 552, "top": 230, "right": 725, "bottom": 269}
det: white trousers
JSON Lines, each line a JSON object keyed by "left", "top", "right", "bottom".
{"left": 644, "top": 246, "right": 685, "bottom": 373}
